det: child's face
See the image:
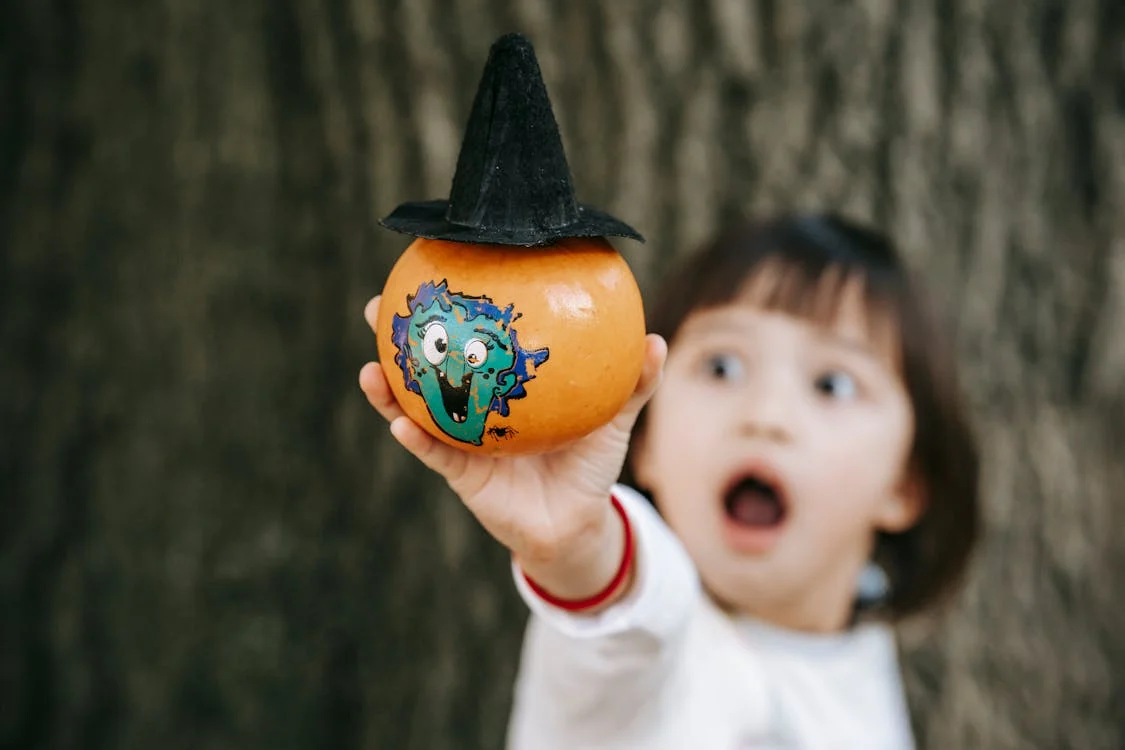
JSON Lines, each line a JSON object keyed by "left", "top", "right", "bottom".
{"left": 632, "top": 276, "right": 923, "bottom": 631}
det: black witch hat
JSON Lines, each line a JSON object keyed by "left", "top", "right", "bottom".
{"left": 380, "top": 33, "right": 643, "bottom": 246}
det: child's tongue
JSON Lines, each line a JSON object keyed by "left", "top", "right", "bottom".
{"left": 727, "top": 484, "right": 783, "bottom": 526}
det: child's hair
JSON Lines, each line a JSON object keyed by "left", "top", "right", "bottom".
{"left": 626, "top": 213, "right": 980, "bottom": 621}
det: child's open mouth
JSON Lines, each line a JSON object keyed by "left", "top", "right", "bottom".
{"left": 721, "top": 470, "right": 788, "bottom": 552}
{"left": 725, "top": 476, "right": 785, "bottom": 526}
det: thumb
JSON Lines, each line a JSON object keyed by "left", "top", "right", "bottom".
{"left": 609, "top": 334, "right": 667, "bottom": 436}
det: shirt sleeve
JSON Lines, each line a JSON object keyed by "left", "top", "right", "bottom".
{"left": 505, "top": 484, "right": 702, "bottom": 749}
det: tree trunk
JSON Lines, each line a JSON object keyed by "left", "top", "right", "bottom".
{"left": 2, "top": 1, "right": 1121, "bottom": 749}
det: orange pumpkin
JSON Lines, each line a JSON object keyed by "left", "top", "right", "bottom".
{"left": 377, "top": 237, "right": 645, "bottom": 455}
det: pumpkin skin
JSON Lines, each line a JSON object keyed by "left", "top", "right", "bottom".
{"left": 376, "top": 236, "right": 646, "bottom": 455}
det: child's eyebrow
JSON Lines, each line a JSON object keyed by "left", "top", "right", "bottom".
{"left": 815, "top": 332, "right": 884, "bottom": 363}
{"left": 415, "top": 314, "right": 444, "bottom": 327}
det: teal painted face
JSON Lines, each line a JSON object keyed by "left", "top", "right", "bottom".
{"left": 391, "top": 280, "right": 549, "bottom": 446}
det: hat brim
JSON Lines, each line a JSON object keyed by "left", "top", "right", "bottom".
{"left": 379, "top": 200, "right": 644, "bottom": 246}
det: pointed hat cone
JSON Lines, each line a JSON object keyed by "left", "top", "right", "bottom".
{"left": 380, "top": 33, "right": 643, "bottom": 246}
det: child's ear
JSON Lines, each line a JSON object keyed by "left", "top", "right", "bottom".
{"left": 876, "top": 472, "right": 927, "bottom": 533}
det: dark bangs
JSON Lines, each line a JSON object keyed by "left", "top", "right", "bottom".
{"left": 632, "top": 213, "right": 981, "bottom": 622}
{"left": 647, "top": 215, "right": 907, "bottom": 355}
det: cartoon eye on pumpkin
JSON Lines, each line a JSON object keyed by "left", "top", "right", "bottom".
{"left": 464, "top": 338, "right": 489, "bottom": 368}
{"left": 422, "top": 322, "right": 449, "bottom": 365}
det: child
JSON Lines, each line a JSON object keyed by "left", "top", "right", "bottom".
{"left": 359, "top": 213, "right": 980, "bottom": 749}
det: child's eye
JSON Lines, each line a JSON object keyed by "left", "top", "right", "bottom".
{"left": 704, "top": 353, "right": 744, "bottom": 381}
{"left": 814, "top": 370, "right": 857, "bottom": 400}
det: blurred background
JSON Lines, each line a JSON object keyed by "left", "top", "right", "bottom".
{"left": 2, "top": 1, "right": 1123, "bottom": 748}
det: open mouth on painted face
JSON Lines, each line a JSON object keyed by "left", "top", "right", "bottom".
{"left": 723, "top": 472, "right": 788, "bottom": 528}
{"left": 437, "top": 370, "right": 473, "bottom": 423}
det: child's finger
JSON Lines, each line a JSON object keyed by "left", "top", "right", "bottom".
{"left": 364, "top": 295, "right": 382, "bottom": 334}
{"left": 359, "top": 361, "right": 407, "bottom": 423}
{"left": 389, "top": 416, "right": 472, "bottom": 485}
{"left": 634, "top": 334, "right": 667, "bottom": 399}
{"left": 611, "top": 334, "right": 667, "bottom": 432}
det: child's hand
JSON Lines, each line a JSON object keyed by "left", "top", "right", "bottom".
{"left": 359, "top": 295, "right": 666, "bottom": 605}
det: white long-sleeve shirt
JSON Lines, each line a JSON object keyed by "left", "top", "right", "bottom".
{"left": 506, "top": 484, "right": 917, "bottom": 750}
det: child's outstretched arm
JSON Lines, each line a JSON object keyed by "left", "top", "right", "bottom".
{"left": 360, "top": 296, "right": 701, "bottom": 746}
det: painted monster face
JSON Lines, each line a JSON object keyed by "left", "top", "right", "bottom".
{"left": 390, "top": 280, "right": 549, "bottom": 446}
{"left": 406, "top": 300, "right": 516, "bottom": 442}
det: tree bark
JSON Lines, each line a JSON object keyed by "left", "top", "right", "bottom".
{"left": 2, "top": 1, "right": 1122, "bottom": 749}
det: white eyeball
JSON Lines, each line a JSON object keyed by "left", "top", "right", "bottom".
{"left": 422, "top": 323, "right": 449, "bottom": 365}
{"left": 464, "top": 338, "right": 489, "bottom": 368}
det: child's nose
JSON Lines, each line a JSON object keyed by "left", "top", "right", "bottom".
{"left": 736, "top": 378, "right": 793, "bottom": 443}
